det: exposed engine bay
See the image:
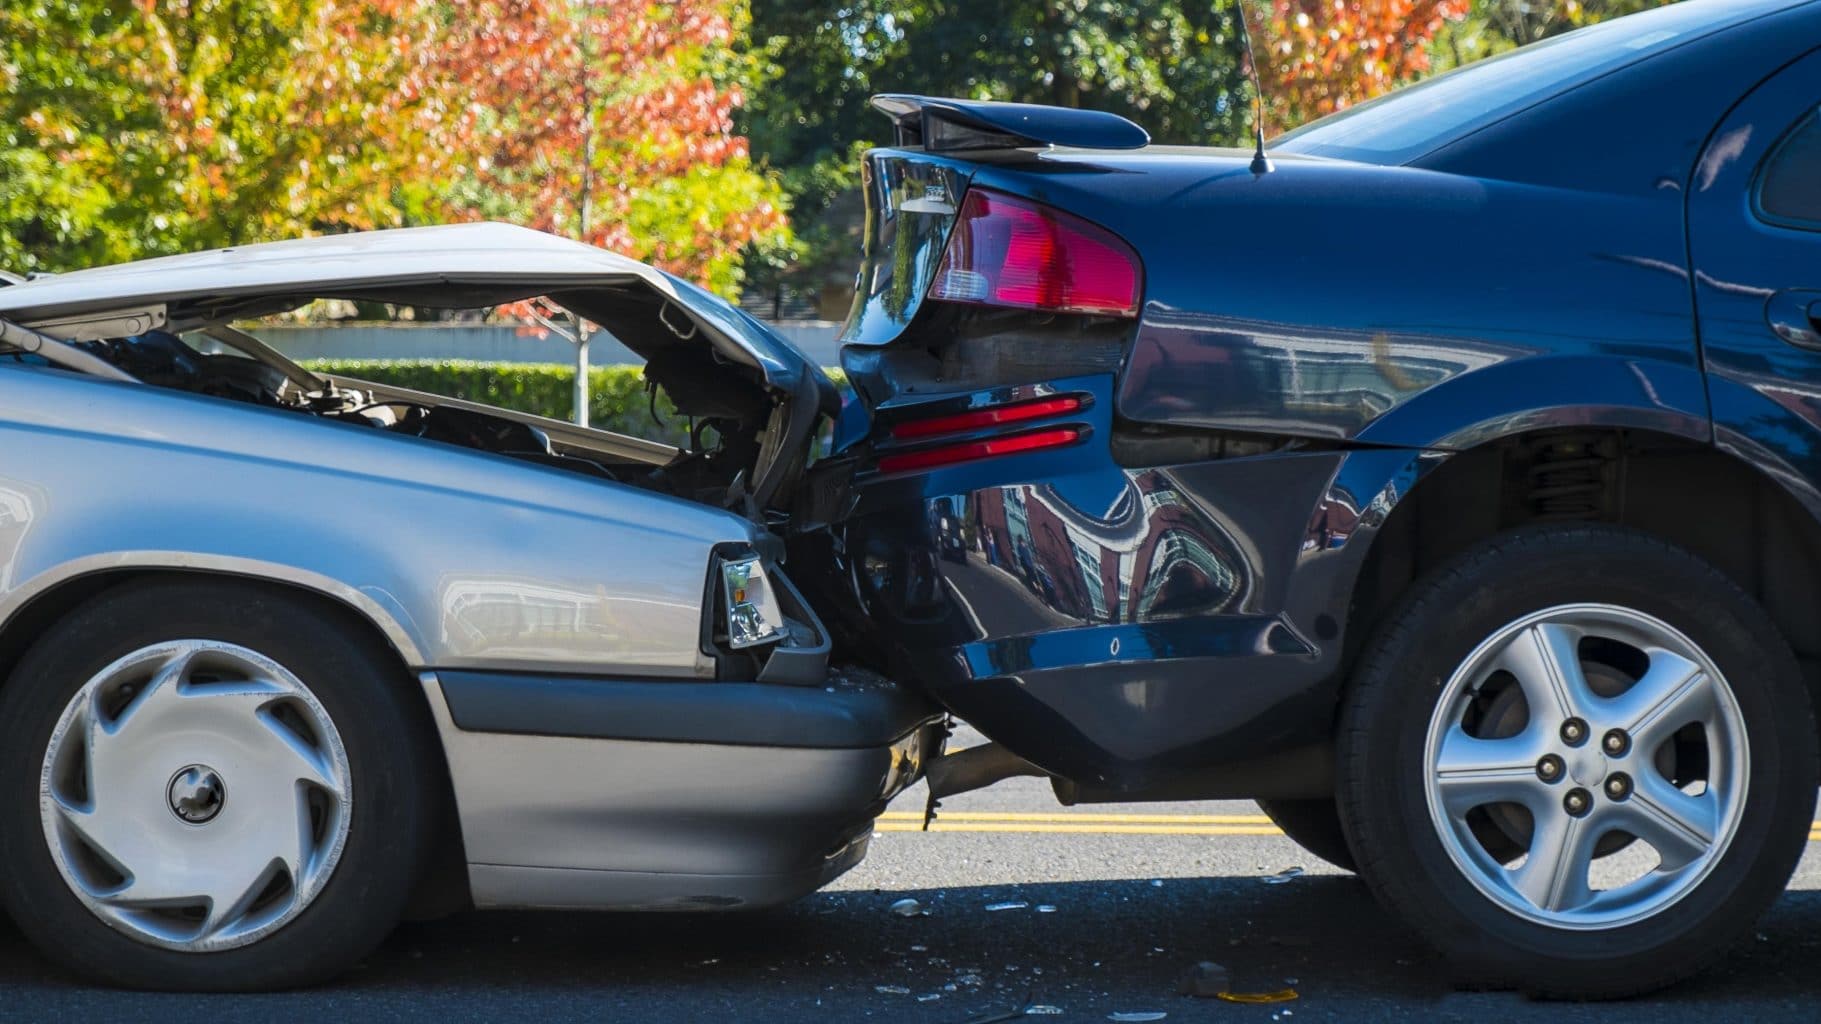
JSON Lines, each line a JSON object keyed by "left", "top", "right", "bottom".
{"left": 2, "top": 285, "right": 818, "bottom": 519}
{"left": 73, "top": 324, "right": 770, "bottom": 509}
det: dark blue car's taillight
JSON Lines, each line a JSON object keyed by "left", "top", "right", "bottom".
{"left": 929, "top": 188, "right": 1142, "bottom": 318}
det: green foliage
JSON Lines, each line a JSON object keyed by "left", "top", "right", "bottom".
{"left": 0, "top": 1, "right": 786, "bottom": 298}
{"left": 301, "top": 359, "right": 847, "bottom": 446}
{"left": 741, "top": 0, "right": 1252, "bottom": 304}
{"left": 1429, "top": 0, "right": 1675, "bottom": 73}
{"left": 303, "top": 360, "right": 691, "bottom": 444}
{"left": 0, "top": 0, "right": 421, "bottom": 275}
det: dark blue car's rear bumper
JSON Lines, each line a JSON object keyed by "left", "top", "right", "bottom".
{"left": 824, "top": 373, "right": 1427, "bottom": 796}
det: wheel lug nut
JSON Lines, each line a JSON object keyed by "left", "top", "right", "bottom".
{"left": 1564, "top": 788, "right": 1593, "bottom": 817}
{"left": 1602, "top": 729, "right": 1630, "bottom": 756}
{"left": 1605, "top": 772, "right": 1632, "bottom": 801}
{"left": 1536, "top": 754, "right": 1564, "bottom": 783}
{"left": 1560, "top": 718, "right": 1589, "bottom": 746}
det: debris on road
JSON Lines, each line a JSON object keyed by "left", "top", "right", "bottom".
{"left": 1260, "top": 866, "right": 1305, "bottom": 885}
{"left": 1176, "top": 961, "right": 1231, "bottom": 998}
{"left": 986, "top": 901, "right": 1031, "bottom": 912}
{"left": 1109, "top": 1013, "right": 1168, "bottom": 1022}
{"left": 1217, "top": 989, "right": 1300, "bottom": 1004}
{"left": 1036, "top": 904, "right": 1057, "bottom": 913}
{"left": 874, "top": 984, "right": 911, "bottom": 995}
{"left": 888, "top": 897, "right": 926, "bottom": 917}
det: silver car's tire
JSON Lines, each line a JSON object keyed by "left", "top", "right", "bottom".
{"left": 0, "top": 580, "right": 438, "bottom": 990}
{"left": 1337, "top": 525, "right": 1817, "bottom": 998}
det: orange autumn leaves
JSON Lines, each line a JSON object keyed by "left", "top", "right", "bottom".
{"left": 19, "top": 0, "right": 783, "bottom": 294}
{"left": 416, "top": 0, "right": 785, "bottom": 289}
{"left": 1254, "top": 0, "right": 1472, "bottom": 131}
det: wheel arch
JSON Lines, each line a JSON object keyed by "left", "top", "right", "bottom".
{"left": 0, "top": 564, "right": 472, "bottom": 915}
{"left": 1343, "top": 425, "right": 1821, "bottom": 715}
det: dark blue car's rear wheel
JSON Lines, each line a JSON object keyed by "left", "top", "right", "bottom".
{"left": 1337, "top": 524, "right": 1817, "bottom": 997}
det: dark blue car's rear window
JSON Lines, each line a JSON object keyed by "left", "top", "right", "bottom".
{"left": 1272, "top": 0, "right": 1790, "bottom": 165}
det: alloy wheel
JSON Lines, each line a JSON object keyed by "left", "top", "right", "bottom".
{"left": 1421, "top": 603, "right": 1748, "bottom": 930}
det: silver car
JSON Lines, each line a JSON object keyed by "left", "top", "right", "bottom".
{"left": 0, "top": 223, "right": 942, "bottom": 990}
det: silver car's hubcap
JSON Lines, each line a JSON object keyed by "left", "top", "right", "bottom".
{"left": 1422, "top": 604, "right": 1748, "bottom": 930}
{"left": 39, "top": 640, "right": 352, "bottom": 951}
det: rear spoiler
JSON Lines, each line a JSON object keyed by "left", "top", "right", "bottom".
{"left": 870, "top": 94, "right": 1149, "bottom": 153}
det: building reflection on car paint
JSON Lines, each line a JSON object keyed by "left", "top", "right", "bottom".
{"left": 934, "top": 470, "right": 1253, "bottom": 631}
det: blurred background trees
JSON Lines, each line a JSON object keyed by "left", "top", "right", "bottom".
{"left": 3, "top": 0, "right": 1671, "bottom": 303}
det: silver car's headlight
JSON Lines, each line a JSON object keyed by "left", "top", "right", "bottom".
{"left": 719, "top": 555, "right": 786, "bottom": 649}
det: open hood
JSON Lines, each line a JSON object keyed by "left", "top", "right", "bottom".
{"left": 0, "top": 223, "right": 839, "bottom": 513}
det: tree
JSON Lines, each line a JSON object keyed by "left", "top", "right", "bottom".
{"left": 1429, "top": 0, "right": 1673, "bottom": 73}
{"left": 1, "top": 0, "right": 785, "bottom": 298}
{"left": 744, "top": 0, "right": 1255, "bottom": 309}
{"left": 0, "top": 0, "right": 424, "bottom": 274}
{"left": 1250, "top": 0, "right": 1471, "bottom": 132}
{"left": 413, "top": 0, "right": 789, "bottom": 296}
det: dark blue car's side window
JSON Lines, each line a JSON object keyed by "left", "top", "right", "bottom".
{"left": 1757, "top": 108, "right": 1821, "bottom": 231}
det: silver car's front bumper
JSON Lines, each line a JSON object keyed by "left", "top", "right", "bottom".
{"left": 419, "top": 669, "right": 943, "bottom": 911}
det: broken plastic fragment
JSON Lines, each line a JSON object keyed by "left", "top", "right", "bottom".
{"left": 1176, "top": 961, "right": 1231, "bottom": 998}
{"left": 986, "top": 900, "right": 1030, "bottom": 911}
{"left": 1260, "top": 866, "right": 1305, "bottom": 885}
{"left": 874, "top": 984, "right": 912, "bottom": 995}
{"left": 889, "top": 897, "right": 925, "bottom": 917}
{"left": 1036, "top": 904, "right": 1057, "bottom": 913}
{"left": 1149, "top": 879, "right": 1164, "bottom": 887}
{"left": 1025, "top": 1007, "right": 1065, "bottom": 1016}
{"left": 1217, "top": 989, "right": 1299, "bottom": 1005}
{"left": 917, "top": 993, "right": 942, "bottom": 1002}
{"left": 1108, "top": 1013, "right": 1168, "bottom": 1022}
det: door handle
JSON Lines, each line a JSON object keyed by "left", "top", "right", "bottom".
{"left": 1767, "top": 289, "right": 1821, "bottom": 349}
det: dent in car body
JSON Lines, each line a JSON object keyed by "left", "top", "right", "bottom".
{"left": 0, "top": 365, "right": 761, "bottom": 677}
{"left": 831, "top": 374, "right": 1436, "bottom": 789}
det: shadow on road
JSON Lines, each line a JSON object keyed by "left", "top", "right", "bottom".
{"left": 0, "top": 877, "right": 1818, "bottom": 1020}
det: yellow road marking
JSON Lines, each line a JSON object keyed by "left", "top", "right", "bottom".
{"left": 878, "top": 811, "right": 1273, "bottom": 824}
{"left": 877, "top": 822, "right": 1286, "bottom": 835}
{"left": 871, "top": 814, "right": 1821, "bottom": 839}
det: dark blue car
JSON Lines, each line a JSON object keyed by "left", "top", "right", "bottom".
{"left": 801, "top": 0, "right": 1821, "bottom": 997}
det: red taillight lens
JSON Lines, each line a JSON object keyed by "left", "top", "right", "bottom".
{"left": 889, "top": 394, "right": 1085, "bottom": 440}
{"left": 930, "top": 189, "right": 1141, "bottom": 318}
{"left": 876, "top": 428, "right": 1083, "bottom": 474}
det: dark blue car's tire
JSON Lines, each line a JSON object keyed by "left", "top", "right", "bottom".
{"left": 1336, "top": 524, "right": 1817, "bottom": 998}
{"left": 1256, "top": 798, "right": 1356, "bottom": 873}
{"left": 0, "top": 579, "right": 438, "bottom": 990}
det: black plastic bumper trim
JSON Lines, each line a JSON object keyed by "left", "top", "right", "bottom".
{"left": 437, "top": 669, "right": 942, "bottom": 750}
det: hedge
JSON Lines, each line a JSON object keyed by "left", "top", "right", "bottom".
{"left": 304, "top": 359, "right": 693, "bottom": 444}
{"left": 301, "top": 359, "right": 845, "bottom": 447}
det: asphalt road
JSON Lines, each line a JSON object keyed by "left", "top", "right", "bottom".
{"left": 3, "top": 727, "right": 1820, "bottom": 1021}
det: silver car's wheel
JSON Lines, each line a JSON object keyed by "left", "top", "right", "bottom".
{"left": 0, "top": 580, "right": 436, "bottom": 990}
{"left": 40, "top": 640, "right": 353, "bottom": 951}
{"left": 1422, "top": 605, "right": 1747, "bottom": 930}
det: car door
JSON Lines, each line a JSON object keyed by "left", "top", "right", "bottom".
{"left": 1691, "top": 48, "right": 1821, "bottom": 511}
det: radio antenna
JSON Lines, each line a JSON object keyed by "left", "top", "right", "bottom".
{"left": 1232, "top": 0, "right": 1274, "bottom": 174}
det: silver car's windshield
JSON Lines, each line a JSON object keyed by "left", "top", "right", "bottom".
{"left": 1271, "top": 0, "right": 1780, "bottom": 165}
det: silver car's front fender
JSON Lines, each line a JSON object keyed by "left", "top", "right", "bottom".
{"left": 0, "top": 366, "right": 759, "bottom": 678}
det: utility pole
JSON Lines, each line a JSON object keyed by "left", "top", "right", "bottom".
{"left": 571, "top": 1, "right": 596, "bottom": 428}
